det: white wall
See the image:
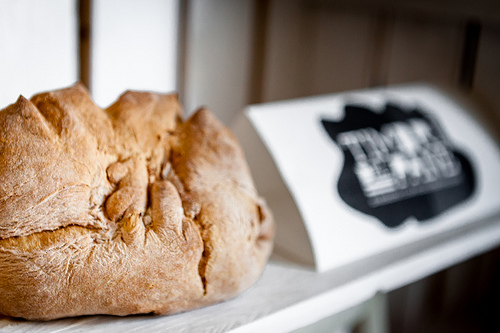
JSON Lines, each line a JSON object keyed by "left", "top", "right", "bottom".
{"left": 91, "top": 0, "right": 179, "bottom": 108}
{"left": 0, "top": 0, "right": 78, "bottom": 109}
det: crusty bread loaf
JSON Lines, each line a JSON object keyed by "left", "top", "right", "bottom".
{"left": 0, "top": 84, "right": 274, "bottom": 320}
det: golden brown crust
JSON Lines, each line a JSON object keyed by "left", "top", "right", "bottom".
{"left": 0, "top": 84, "right": 274, "bottom": 320}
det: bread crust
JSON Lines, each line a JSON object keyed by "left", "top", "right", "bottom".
{"left": 0, "top": 84, "right": 274, "bottom": 320}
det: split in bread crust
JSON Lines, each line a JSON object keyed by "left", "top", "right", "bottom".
{"left": 0, "top": 84, "right": 274, "bottom": 320}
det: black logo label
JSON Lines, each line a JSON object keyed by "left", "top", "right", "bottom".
{"left": 321, "top": 103, "right": 475, "bottom": 228}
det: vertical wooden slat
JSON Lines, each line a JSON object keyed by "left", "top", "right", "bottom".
{"left": 387, "top": 284, "right": 408, "bottom": 332}
{"left": 368, "top": 11, "right": 395, "bottom": 87}
{"left": 79, "top": 0, "right": 92, "bottom": 90}
{"left": 459, "top": 20, "right": 482, "bottom": 90}
{"left": 442, "top": 258, "right": 482, "bottom": 320}
{"left": 474, "top": 247, "right": 500, "bottom": 330}
{"left": 0, "top": 0, "right": 78, "bottom": 108}
{"left": 248, "top": 0, "right": 271, "bottom": 105}
{"left": 90, "top": 0, "right": 179, "bottom": 107}
{"left": 401, "top": 277, "right": 433, "bottom": 332}
{"left": 175, "top": 0, "right": 190, "bottom": 106}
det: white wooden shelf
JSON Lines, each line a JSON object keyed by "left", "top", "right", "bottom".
{"left": 1, "top": 212, "right": 500, "bottom": 333}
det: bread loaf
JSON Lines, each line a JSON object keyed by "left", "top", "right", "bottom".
{"left": 0, "top": 84, "right": 274, "bottom": 320}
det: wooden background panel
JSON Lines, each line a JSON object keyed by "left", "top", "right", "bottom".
{"left": 0, "top": 0, "right": 78, "bottom": 109}
{"left": 90, "top": 0, "right": 179, "bottom": 108}
{"left": 261, "top": 0, "right": 378, "bottom": 103}
{"left": 260, "top": 0, "right": 310, "bottom": 103}
{"left": 314, "top": 0, "right": 500, "bottom": 26}
{"left": 307, "top": 8, "right": 377, "bottom": 96}
{"left": 385, "top": 15, "right": 464, "bottom": 86}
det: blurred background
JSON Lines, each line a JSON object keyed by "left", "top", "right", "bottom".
{"left": 1, "top": 0, "right": 499, "bottom": 331}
